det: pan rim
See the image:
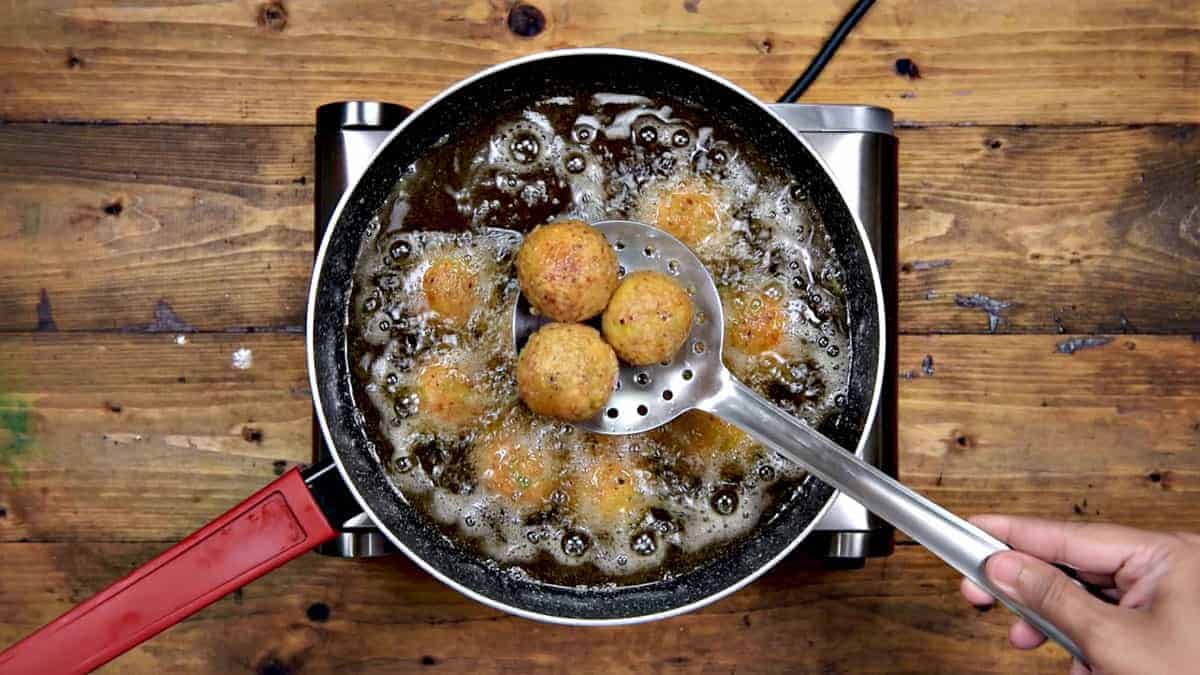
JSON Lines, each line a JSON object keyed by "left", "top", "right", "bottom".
{"left": 306, "top": 47, "right": 888, "bottom": 625}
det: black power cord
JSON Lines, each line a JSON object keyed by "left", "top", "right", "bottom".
{"left": 778, "top": 0, "right": 876, "bottom": 103}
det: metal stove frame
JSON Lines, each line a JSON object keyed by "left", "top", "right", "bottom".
{"left": 311, "top": 100, "right": 897, "bottom": 566}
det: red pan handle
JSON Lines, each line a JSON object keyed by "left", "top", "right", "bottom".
{"left": 0, "top": 467, "right": 337, "bottom": 674}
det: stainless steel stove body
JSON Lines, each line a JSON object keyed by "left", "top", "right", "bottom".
{"left": 312, "top": 100, "right": 898, "bottom": 566}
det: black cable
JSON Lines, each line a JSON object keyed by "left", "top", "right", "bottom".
{"left": 777, "top": 0, "right": 876, "bottom": 103}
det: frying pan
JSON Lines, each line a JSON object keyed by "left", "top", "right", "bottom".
{"left": 0, "top": 49, "right": 885, "bottom": 673}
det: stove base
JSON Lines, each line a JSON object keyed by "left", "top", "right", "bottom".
{"left": 311, "top": 101, "right": 899, "bottom": 565}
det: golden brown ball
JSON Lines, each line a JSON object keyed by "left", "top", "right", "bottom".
{"left": 516, "top": 323, "right": 617, "bottom": 421}
{"left": 422, "top": 256, "right": 480, "bottom": 325}
{"left": 516, "top": 220, "right": 618, "bottom": 322}
{"left": 723, "top": 289, "right": 785, "bottom": 356}
{"left": 652, "top": 410, "right": 755, "bottom": 470}
{"left": 569, "top": 452, "right": 644, "bottom": 529}
{"left": 601, "top": 271, "right": 694, "bottom": 366}
{"left": 416, "top": 363, "right": 484, "bottom": 430}
{"left": 655, "top": 187, "right": 721, "bottom": 248}
{"left": 472, "top": 431, "right": 559, "bottom": 512}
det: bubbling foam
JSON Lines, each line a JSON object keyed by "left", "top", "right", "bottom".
{"left": 349, "top": 93, "right": 851, "bottom": 586}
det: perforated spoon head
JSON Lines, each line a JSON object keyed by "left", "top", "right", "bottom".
{"left": 513, "top": 219, "right": 726, "bottom": 434}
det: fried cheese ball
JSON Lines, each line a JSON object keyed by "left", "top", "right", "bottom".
{"left": 723, "top": 289, "right": 785, "bottom": 356}
{"left": 472, "top": 431, "right": 559, "bottom": 512}
{"left": 422, "top": 256, "right": 480, "bottom": 325}
{"left": 516, "top": 220, "right": 618, "bottom": 322}
{"left": 654, "top": 185, "right": 721, "bottom": 248}
{"left": 516, "top": 323, "right": 618, "bottom": 421}
{"left": 570, "top": 451, "right": 645, "bottom": 529}
{"left": 416, "top": 363, "right": 484, "bottom": 430}
{"left": 653, "top": 410, "right": 755, "bottom": 470}
{"left": 601, "top": 271, "right": 693, "bottom": 366}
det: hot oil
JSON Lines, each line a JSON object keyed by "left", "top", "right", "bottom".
{"left": 350, "top": 93, "right": 852, "bottom": 587}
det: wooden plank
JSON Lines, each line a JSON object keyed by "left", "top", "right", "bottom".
{"left": 0, "top": 333, "right": 311, "bottom": 543}
{"left": 899, "top": 124, "right": 1200, "bottom": 335}
{"left": 0, "top": 0, "right": 1195, "bottom": 126}
{"left": 0, "top": 542, "right": 1070, "bottom": 674}
{"left": 1, "top": 123, "right": 1196, "bottom": 334}
{"left": 0, "top": 124, "right": 314, "bottom": 332}
{"left": 0, "top": 332, "right": 1196, "bottom": 544}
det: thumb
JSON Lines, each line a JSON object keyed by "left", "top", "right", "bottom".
{"left": 985, "top": 551, "right": 1119, "bottom": 656}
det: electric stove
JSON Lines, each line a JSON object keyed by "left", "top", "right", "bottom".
{"left": 312, "top": 99, "right": 898, "bottom": 566}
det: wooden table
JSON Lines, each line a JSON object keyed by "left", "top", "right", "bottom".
{"left": 0, "top": 1, "right": 1197, "bottom": 672}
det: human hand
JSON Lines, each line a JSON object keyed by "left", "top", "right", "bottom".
{"left": 960, "top": 515, "right": 1200, "bottom": 674}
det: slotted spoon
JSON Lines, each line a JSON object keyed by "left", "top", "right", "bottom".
{"left": 513, "top": 219, "right": 1085, "bottom": 663}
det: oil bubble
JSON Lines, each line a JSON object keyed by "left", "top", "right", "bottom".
{"left": 565, "top": 153, "right": 587, "bottom": 173}
{"left": 671, "top": 129, "right": 690, "bottom": 147}
{"left": 510, "top": 134, "right": 541, "bottom": 163}
{"left": 637, "top": 126, "right": 658, "bottom": 145}
{"left": 756, "top": 464, "right": 776, "bottom": 482}
{"left": 389, "top": 240, "right": 411, "bottom": 260}
{"left": 496, "top": 172, "right": 521, "bottom": 191}
{"left": 562, "top": 531, "right": 590, "bottom": 557}
{"left": 572, "top": 124, "right": 594, "bottom": 144}
{"left": 631, "top": 531, "right": 657, "bottom": 556}
{"left": 711, "top": 488, "right": 738, "bottom": 515}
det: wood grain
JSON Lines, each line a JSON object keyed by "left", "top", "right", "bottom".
{"left": 0, "top": 124, "right": 314, "bottom": 332}
{"left": 0, "top": 0, "right": 1195, "bottom": 126}
{"left": 0, "top": 542, "right": 1070, "bottom": 675}
{"left": 899, "top": 124, "right": 1200, "bottom": 335}
{"left": 1, "top": 123, "right": 1196, "bottom": 334}
{"left": 0, "top": 330, "right": 1194, "bottom": 672}
{"left": 0, "top": 333, "right": 1195, "bottom": 544}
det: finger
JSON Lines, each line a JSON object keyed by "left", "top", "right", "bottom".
{"left": 960, "top": 577, "right": 996, "bottom": 606}
{"left": 1008, "top": 618, "right": 1047, "bottom": 650}
{"left": 1069, "top": 659, "right": 1092, "bottom": 675}
{"left": 1075, "top": 570, "right": 1115, "bottom": 589}
{"left": 971, "top": 515, "right": 1164, "bottom": 575}
{"left": 985, "top": 551, "right": 1125, "bottom": 656}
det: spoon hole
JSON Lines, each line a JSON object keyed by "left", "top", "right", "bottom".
{"left": 606, "top": 408, "right": 619, "bottom": 419}
{"left": 682, "top": 369, "right": 694, "bottom": 381}
{"left": 643, "top": 246, "right": 655, "bottom": 257}
{"left": 618, "top": 265, "right": 627, "bottom": 278}
{"left": 692, "top": 340, "right": 706, "bottom": 354}
{"left": 636, "top": 405, "right": 648, "bottom": 416}
{"left": 614, "top": 240, "right": 625, "bottom": 250}
{"left": 662, "top": 390, "right": 673, "bottom": 401}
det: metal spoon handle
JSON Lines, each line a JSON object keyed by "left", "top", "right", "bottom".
{"left": 701, "top": 373, "right": 1086, "bottom": 664}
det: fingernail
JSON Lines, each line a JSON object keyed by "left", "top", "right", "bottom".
{"left": 988, "top": 552, "right": 1024, "bottom": 596}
